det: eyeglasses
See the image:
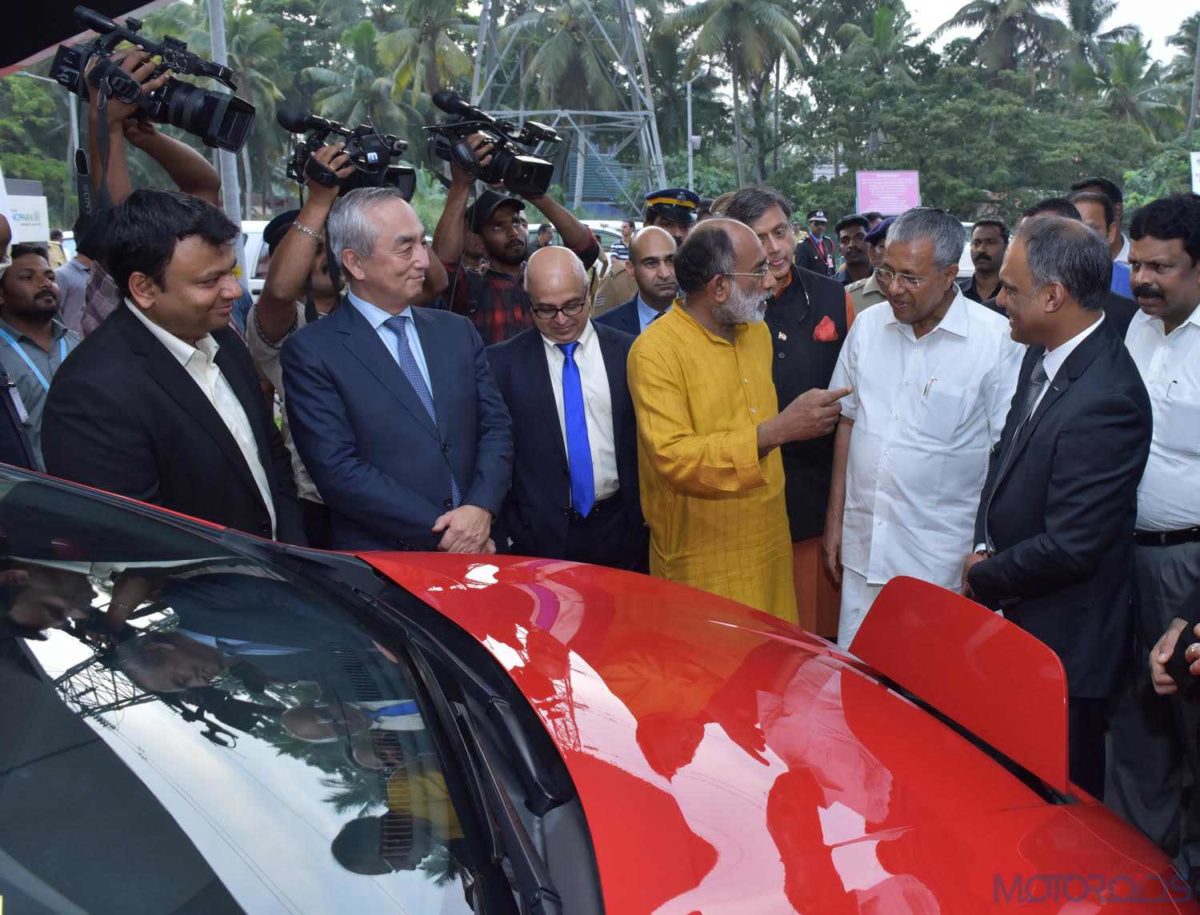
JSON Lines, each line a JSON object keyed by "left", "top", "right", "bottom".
{"left": 875, "top": 266, "right": 930, "bottom": 289}
{"left": 724, "top": 269, "right": 770, "bottom": 280}
{"left": 531, "top": 301, "right": 587, "bottom": 320}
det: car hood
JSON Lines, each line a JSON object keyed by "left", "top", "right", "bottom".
{"left": 363, "top": 554, "right": 1193, "bottom": 913}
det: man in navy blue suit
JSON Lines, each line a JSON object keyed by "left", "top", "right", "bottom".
{"left": 596, "top": 226, "right": 678, "bottom": 338}
{"left": 488, "top": 247, "right": 647, "bottom": 570}
{"left": 282, "top": 187, "right": 513, "bottom": 553}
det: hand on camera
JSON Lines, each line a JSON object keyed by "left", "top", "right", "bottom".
{"left": 86, "top": 51, "right": 171, "bottom": 125}
{"left": 304, "top": 144, "right": 356, "bottom": 201}
{"left": 449, "top": 133, "right": 496, "bottom": 188}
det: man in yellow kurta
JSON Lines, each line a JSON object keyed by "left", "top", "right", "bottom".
{"left": 628, "top": 218, "right": 849, "bottom": 623}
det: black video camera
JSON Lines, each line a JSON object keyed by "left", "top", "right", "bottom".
{"left": 427, "top": 91, "right": 560, "bottom": 198}
{"left": 49, "top": 6, "right": 255, "bottom": 153}
{"left": 277, "top": 105, "right": 417, "bottom": 201}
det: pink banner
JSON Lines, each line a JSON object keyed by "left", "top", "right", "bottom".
{"left": 855, "top": 170, "right": 921, "bottom": 215}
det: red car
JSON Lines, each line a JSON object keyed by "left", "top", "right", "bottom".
{"left": 0, "top": 467, "right": 1193, "bottom": 913}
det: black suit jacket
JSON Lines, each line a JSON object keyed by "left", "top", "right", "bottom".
{"left": 281, "top": 297, "right": 512, "bottom": 551}
{"left": 968, "top": 321, "right": 1151, "bottom": 698}
{"left": 42, "top": 306, "right": 303, "bottom": 544}
{"left": 982, "top": 291, "right": 1138, "bottom": 340}
{"left": 595, "top": 297, "right": 642, "bottom": 336}
{"left": 486, "top": 324, "right": 645, "bottom": 563}
{"left": 795, "top": 235, "right": 835, "bottom": 277}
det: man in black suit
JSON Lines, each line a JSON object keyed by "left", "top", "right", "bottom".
{"left": 42, "top": 190, "right": 303, "bottom": 544}
{"left": 488, "top": 246, "right": 647, "bottom": 570}
{"left": 795, "top": 209, "right": 836, "bottom": 277}
{"left": 596, "top": 226, "right": 677, "bottom": 337}
{"left": 965, "top": 215, "right": 1152, "bottom": 798}
{"left": 980, "top": 197, "right": 1138, "bottom": 338}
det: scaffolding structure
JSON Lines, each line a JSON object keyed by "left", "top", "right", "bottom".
{"left": 470, "top": 0, "right": 666, "bottom": 216}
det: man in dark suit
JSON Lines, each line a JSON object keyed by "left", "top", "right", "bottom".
{"left": 965, "top": 215, "right": 1152, "bottom": 798}
{"left": 795, "top": 209, "right": 836, "bottom": 277}
{"left": 596, "top": 226, "right": 677, "bottom": 337}
{"left": 488, "top": 247, "right": 647, "bottom": 570}
{"left": 42, "top": 190, "right": 303, "bottom": 544}
{"left": 282, "top": 187, "right": 512, "bottom": 553}
{"left": 980, "top": 197, "right": 1138, "bottom": 338}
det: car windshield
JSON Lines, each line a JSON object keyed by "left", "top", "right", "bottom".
{"left": 0, "top": 473, "right": 479, "bottom": 914}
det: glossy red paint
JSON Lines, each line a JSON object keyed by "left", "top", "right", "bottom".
{"left": 363, "top": 553, "right": 1197, "bottom": 914}
{"left": 854, "top": 576, "right": 1071, "bottom": 793}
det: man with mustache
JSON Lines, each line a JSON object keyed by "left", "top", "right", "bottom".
{"left": 628, "top": 219, "right": 849, "bottom": 622}
{"left": 0, "top": 244, "right": 79, "bottom": 470}
{"left": 959, "top": 219, "right": 1008, "bottom": 304}
{"left": 1108, "top": 193, "right": 1200, "bottom": 883}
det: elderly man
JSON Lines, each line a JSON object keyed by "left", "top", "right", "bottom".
{"left": 967, "top": 216, "right": 1151, "bottom": 797}
{"left": 596, "top": 225, "right": 677, "bottom": 337}
{"left": 282, "top": 186, "right": 513, "bottom": 552}
{"left": 487, "top": 247, "right": 646, "bottom": 569}
{"left": 628, "top": 218, "right": 849, "bottom": 622}
{"left": 824, "top": 208, "right": 1022, "bottom": 648}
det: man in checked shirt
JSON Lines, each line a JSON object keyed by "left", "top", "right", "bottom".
{"left": 432, "top": 135, "right": 600, "bottom": 344}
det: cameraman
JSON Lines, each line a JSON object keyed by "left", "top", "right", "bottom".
{"left": 432, "top": 135, "right": 600, "bottom": 344}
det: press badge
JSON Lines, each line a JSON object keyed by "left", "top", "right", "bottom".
{"left": 5, "top": 381, "right": 29, "bottom": 424}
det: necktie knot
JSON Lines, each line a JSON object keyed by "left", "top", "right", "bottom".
{"left": 558, "top": 341, "right": 580, "bottom": 361}
{"left": 385, "top": 314, "right": 411, "bottom": 335}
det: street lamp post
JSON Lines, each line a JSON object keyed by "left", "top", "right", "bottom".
{"left": 686, "top": 75, "right": 697, "bottom": 191}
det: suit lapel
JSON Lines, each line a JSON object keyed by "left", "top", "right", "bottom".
{"left": 527, "top": 330, "right": 568, "bottom": 470}
{"left": 336, "top": 300, "right": 438, "bottom": 440}
{"left": 213, "top": 332, "right": 271, "bottom": 473}
{"left": 117, "top": 309, "right": 262, "bottom": 501}
{"left": 412, "top": 307, "right": 454, "bottom": 443}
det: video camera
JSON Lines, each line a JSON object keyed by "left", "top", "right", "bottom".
{"left": 49, "top": 6, "right": 255, "bottom": 153}
{"left": 427, "top": 91, "right": 560, "bottom": 198}
{"left": 277, "top": 105, "right": 417, "bottom": 201}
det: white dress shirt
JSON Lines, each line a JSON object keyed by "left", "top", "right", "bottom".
{"left": 1126, "top": 304, "right": 1200, "bottom": 530}
{"left": 830, "top": 291, "right": 1023, "bottom": 587}
{"left": 126, "top": 302, "right": 277, "bottom": 535}
{"left": 541, "top": 320, "right": 620, "bottom": 501}
{"left": 1028, "top": 313, "right": 1105, "bottom": 414}
{"left": 346, "top": 290, "right": 432, "bottom": 392}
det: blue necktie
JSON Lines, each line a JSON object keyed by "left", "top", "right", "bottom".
{"left": 557, "top": 341, "right": 594, "bottom": 517}
{"left": 385, "top": 315, "right": 460, "bottom": 506}
{"left": 370, "top": 701, "right": 419, "bottom": 720}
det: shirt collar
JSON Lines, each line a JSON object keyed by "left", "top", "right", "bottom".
{"left": 0, "top": 317, "right": 70, "bottom": 343}
{"left": 125, "top": 300, "right": 218, "bottom": 367}
{"left": 541, "top": 318, "right": 596, "bottom": 355}
{"left": 635, "top": 293, "right": 669, "bottom": 328}
{"left": 347, "top": 289, "right": 412, "bottom": 330}
{"left": 1043, "top": 313, "right": 1104, "bottom": 383}
{"left": 1131, "top": 302, "right": 1200, "bottom": 337}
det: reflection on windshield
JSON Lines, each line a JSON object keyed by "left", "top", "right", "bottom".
{"left": 0, "top": 478, "right": 476, "bottom": 914}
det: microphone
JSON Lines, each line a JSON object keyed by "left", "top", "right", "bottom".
{"left": 276, "top": 104, "right": 336, "bottom": 134}
{"left": 431, "top": 90, "right": 495, "bottom": 125}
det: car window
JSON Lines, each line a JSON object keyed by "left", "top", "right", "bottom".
{"left": 0, "top": 476, "right": 481, "bottom": 914}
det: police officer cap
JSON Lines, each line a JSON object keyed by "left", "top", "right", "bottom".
{"left": 806, "top": 209, "right": 828, "bottom": 223}
{"left": 645, "top": 187, "right": 701, "bottom": 224}
{"left": 864, "top": 216, "right": 895, "bottom": 244}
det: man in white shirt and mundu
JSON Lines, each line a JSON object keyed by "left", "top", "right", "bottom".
{"left": 823, "top": 207, "right": 1022, "bottom": 648}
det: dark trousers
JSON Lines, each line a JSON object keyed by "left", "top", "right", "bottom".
{"left": 1069, "top": 696, "right": 1108, "bottom": 798}
{"left": 1108, "top": 541, "right": 1200, "bottom": 874}
{"left": 300, "top": 498, "right": 334, "bottom": 550}
{"left": 564, "top": 496, "right": 648, "bottom": 573}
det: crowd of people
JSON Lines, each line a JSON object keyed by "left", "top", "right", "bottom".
{"left": 1, "top": 49, "right": 1200, "bottom": 893}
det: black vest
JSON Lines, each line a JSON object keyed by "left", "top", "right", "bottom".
{"left": 764, "top": 266, "right": 849, "bottom": 541}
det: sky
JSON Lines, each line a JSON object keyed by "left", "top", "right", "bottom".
{"left": 907, "top": 0, "right": 1194, "bottom": 63}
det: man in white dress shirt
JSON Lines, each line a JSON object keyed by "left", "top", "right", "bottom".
{"left": 487, "top": 246, "right": 648, "bottom": 570}
{"left": 1108, "top": 194, "right": 1200, "bottom": 882}
{"left": 823, "top": 208, "right": 1022, "bottom": 648}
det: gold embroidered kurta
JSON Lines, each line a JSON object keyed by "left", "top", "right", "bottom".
{"left": 628, "top": 305, "right": 797, "bottom": 622}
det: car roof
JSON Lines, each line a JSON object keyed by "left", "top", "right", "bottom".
{"left": 362, "top": 553, "right": 1180, "bottom": 912}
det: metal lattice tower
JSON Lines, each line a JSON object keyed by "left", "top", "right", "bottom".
{"left": 470, "top": 0, "right": 667, "bottom": 217}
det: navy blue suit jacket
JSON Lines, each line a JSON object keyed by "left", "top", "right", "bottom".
{"left": 281, "top": 298, "right": 513, "bottom": 551}
{"left": 486, "top": 324, "right": 644, "bottom": 562}
{"left": 595, "top": 296, "right": 641, "bottom": 337}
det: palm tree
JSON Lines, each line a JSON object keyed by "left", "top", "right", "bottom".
{"left": 1168, "top": 12, "right": 1200, "bottom": 133}
{"left": 376, "top": 0, "right": 474, "bottom": 105}
{"left": 1095, "top": 37, "right": 1185, "bottom": 139}
{"left": 302, "top": 21, "right": 406, "bottom": 131}
{"left": 664, "top": 0, "right": 804, "bottom": 184}
{"left": 835, "top": 4, "right": 919, "bottom": 83}
{"left": 1061, "top": 0, "right": 1138, "bottom": 90}
{"left": 932, "top": 0, "right": 1068, "bottom": 72}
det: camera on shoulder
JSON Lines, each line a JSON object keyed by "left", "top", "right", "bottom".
{"left": 277, "top": 106, "right": 417, "bottom": 200}
{"left": 426, "top": 91, "right": 560, "bottom": 198}
{"left": 49, "top": 5, "right": 255, "bottom": 153}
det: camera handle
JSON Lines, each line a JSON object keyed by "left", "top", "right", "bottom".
{"left": 303, "top": 154, "right": 340, "bottom": 188}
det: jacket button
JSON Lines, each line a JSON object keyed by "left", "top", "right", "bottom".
{"left": 441, "top": 443, "right": 450, "bottom": 454}
{"left": 443, "top": 498, "right": 454, "bottom": 509}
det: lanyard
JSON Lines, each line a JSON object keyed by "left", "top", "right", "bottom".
{"left": 0, "top": 327, "right": 69, "bottom": 393}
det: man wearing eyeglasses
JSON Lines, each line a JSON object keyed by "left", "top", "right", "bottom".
{"left": 487, "top": 246, "right": 647, "bottom": 570}
{"left": 824, "top": 208, "right": 1023, "bottom": 648}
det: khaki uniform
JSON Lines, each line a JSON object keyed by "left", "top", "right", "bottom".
{"left": 846, "top": 272, "right": 887, "bottom": 313}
